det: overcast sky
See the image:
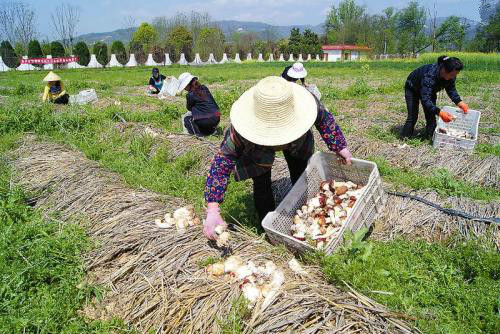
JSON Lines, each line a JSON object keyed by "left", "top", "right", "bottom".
{"left": 26, "top": 0, "right": 482, "bottom": 39}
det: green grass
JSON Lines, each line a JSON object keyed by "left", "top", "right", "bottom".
{"left": 0, "top": 59, "right": 499, "bottom": 334}
{"left": 317, "top": 237, "right": 500, "bottom": 334}
{"left": 371, "top": 156, "right": 499, "bottom": 201}
{"left": 476, "top": 143, "right": 500, "bottom": 158}
{"left": 0, "top": 163, "right": 135, "bottom": 334}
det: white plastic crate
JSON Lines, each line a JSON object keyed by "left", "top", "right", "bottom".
{"left": 432, "top": 106, "right": 480, "bottom": 151}
{"left": 262, "top": 152, "right": 386, "bottom": 255}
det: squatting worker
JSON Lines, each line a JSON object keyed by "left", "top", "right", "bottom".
{"left": 282, "top": 62, "right": 321, "bottom": 101}
{"left": 148, "top": 67, "right": 166, "bottom": 94}
{"left": 178, "top": 72, "right": 220, "bottom": 137}
{"left": 42, "top": 71, "right": 69, "bottom": 104}
{"left": 401, "top": 55, "right": 469, "bottom": 139}
{"left": 202, "top": 76, "right": 352, "bottom": 240}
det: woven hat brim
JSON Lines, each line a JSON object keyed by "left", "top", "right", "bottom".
{"left": 287, "top": 67, "right": 307, "bottom": 79}
{"left": 43, "top": 72, "right": 61, "bottom": 82}
{"left": 230, "top": 83, "right": 317, "bottom": 146}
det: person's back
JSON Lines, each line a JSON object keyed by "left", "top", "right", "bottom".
{"left": 187, "top": 85, "right": 220, "bottom": 120}
{"left": 406, "top": 63, "right": 435, "bottom": 91}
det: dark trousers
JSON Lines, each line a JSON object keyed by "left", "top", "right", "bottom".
{"left": 184, "top": 116, "right": 219, "bottom": 137}
{"left": 401, "top": 88, "right": 437, "bottom": 139}
{"left": 252, "top": 151, "right": 310, "bottom": 223}
{"left": 54, "top": 93, "right": 69, "bottom": 105}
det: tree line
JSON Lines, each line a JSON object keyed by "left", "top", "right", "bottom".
{"left": 324, "top": 0, "right": 500, "bottom": 54}
{"left": 1, "top": 0, "right": 499, "bottom": 69}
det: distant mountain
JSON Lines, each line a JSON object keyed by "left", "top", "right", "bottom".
{"left": 75, "top": 28, "right": 135, "bottom": 44}
{"left": 74, "top": 20, "right": 324, "bottom": 44}
{"left": 74, "top": 17, "right": 479, "bottom": 45}
{"left": 216, "top": 20, "right": 323, "bottom": 39}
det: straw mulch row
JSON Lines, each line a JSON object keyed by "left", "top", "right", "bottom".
{"left": 312, "top": 132, "right": 500, "bottom": 188}
{"left": 10, "top": 137, "right": 417, "bottom": 334}
{"left": 125, "top": 123, "right": 499, "bottom": 244}
{"left": 372, "top": 191, "right": 500, "bottom": 246}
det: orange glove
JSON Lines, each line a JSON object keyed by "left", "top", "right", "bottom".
{"left": 439, "top": 111, "right": 455, "bottom": 123}
{"left": 457, "top": 101, "right": 469, "bottom": 113}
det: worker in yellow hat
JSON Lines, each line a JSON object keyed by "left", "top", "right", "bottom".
{"left": 42, "top": 71, "right": 69, "bottom": 104}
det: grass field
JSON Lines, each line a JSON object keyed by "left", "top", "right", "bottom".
{"left": 1, "top": 54, "right": 499, "bottom": 333}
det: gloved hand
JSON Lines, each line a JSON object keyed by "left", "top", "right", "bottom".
{"left": 457, "top": 101, "right": 469, "bottom": 114}
{"left": 204, "top": 204, "right": 226, "bottom": 240}
{"left": 439, "top": 111, "right": 455, "bottom": 123}
{"left": 337, "top": 148, "right": 353, "bottom": 165}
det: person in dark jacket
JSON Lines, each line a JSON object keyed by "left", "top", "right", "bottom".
{"left": 147, "top": 67, "right": 166, "bottom": 94}
{"left": 401, "top": 55, "right": 469, "bottom": 139}
{"left": 178, "top": 72, "right": 220, "bottom": 136}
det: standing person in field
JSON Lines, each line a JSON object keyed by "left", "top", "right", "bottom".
{"left": 401, "top": 55, "right": 469, "bottom": 139}
{"left": 281, "top": 62, "right": 321, "bottom": 100}
{"left": 147, "top": 67, "right": 166, "bottom": 95}
{"left": 202, "top": 76, "right": 352, "bottom": 240}
{"left": 178, "top": 72, "right": 220, "bottom": 137}
{"left": 42, "top": 71, "right": 69, "bottom": 105}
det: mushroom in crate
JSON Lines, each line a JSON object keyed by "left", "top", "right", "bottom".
{"left": 290, "top": 179, "right": 365, "bottom": 249}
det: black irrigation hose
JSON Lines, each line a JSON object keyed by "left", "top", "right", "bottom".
{"left": 387, "top": 191, "right": 500, "bottom": 226}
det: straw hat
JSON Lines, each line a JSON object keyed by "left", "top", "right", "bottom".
{"left": 177, "top": 72, "right": 197, "bottom": 94}
{"left": 230, "top": 76, "right": 317, "bottom": 146}
{"left": 287, "top": 62, "right": 308, "bottom": 79}
{"left": 43, "top": 71, "right": 61, "bottom": 82}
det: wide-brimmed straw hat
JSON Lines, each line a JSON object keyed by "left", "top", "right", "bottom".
{"left": 230, "top": 76, "right": 317, "bottom": 146}
{"left": 177, "top": 72, "right": 197, "bottom": 94}
{"left": 287, "top": 62, "right": 308, "bottom": 79}
{"left": 43, "top": 71, "right": 61, "bottom": 82}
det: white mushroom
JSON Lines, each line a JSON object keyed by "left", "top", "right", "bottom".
{"left": 264, "top": 261, "right": 277, "bottom": 276}
{"left": 270, "top": 270, "right": 285, "bottom": 289}
{"left": 288, "top": 258, "right": 308, "bottom": 275}
{"left": 175, "top": 218, "right": 189, "bottom": 231}
{"left": 224, "top": 256, "right": 243, "bottom": 273}
{"left": 235, "top": 265, "right": 253, "bottom": 280}
{"left": 242, "top": 283, "right": 261, "bottom": 307}
{"left": 173, "top": 206, "right": 194, "bottom": 221}
{"left": 214, "top": 225, "right": 226, "bottom": 235}
{"left": 207, "top": 263, "right": 225, "bottom": 276}
{"left": 216, "top": 231, "right": 231, "bottom": 248}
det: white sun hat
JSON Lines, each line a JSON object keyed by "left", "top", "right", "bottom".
{"left": 287, "top": 62, "right": 308, "bottom": 79}
{"left": 43, "top": 71, "right": 61, "bottom": 82}
{"left": 177, "top": 72, "right": 197, "bottom": 94}
{"left": 230, "top": 76, "right": 317, "bottom": 146}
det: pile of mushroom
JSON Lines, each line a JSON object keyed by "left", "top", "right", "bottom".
{"left": 207, "top": 256, "right": 284, "bottom": 310}
{"left": 438, "top": 127, "right": 474, "bottom": 139}
{"left": 291, "top": 180, "right": 365, "bottom": 249}
{"left": 154, "top": 206, "right": 201, "bottom": 232}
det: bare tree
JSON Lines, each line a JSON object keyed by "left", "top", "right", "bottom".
{"left": 51, "top": 3, "right": 80, "bottom": 49}
{"left": 122, "top": 15, "right": 137, "bottom": 30}
{"left": 0, "top": 1, "right": 37, "bottom": 48}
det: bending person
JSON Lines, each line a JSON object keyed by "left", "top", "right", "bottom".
{"left": 178, "top": 72, "right": 220, "bottom": 136}
{"left": 401, "top": 55, "right": 469, "bottom": 139}
{"left": 148, "top": 67, "right": 166, "bottom": 94}
{"left": 42, "top": 71, "right": 69, "bottom": 105}
{"left": 203, "top": 76, "right": 352, "bottom": 240}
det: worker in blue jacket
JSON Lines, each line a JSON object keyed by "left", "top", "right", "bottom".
{"left": 401, "top": 55, "right": 469, "bottom": 139}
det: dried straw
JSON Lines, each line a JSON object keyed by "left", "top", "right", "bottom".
{"left": 341, "top": 133, "right": 500, "bottom": 188}
{"left": 10, "top": 137, "right": 418, "bottom": 334}
{"left": 373, "top": 191, "right": 500, "bottom": 247}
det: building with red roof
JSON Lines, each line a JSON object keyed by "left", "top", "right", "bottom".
{"left": 321, "top": 45, "right": 372, "bottom": 62}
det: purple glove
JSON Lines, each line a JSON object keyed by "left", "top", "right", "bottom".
{"left": 204, "top": 204, "right": 226, "bottom": 240}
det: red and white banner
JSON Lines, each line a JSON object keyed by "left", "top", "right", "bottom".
{"left": 20, "top": 57, "right": 79, "bottom": 64}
